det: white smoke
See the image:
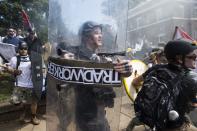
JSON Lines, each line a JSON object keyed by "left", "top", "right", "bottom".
{"left": 101, "top": 16, "right": 118, "bottom": 33}
{"left": 57, "top": 0, "right": 106, "bottom": 34}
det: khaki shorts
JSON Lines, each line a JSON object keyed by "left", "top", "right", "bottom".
{"left": 10, "top": 86, "right": 37, "bottom": 105}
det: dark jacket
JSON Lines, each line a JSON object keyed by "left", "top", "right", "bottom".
{"left": 73, "top": 45, "right": 115, "bottom": 131}
{"left": 142, "top": 64, "right": 197, "bottom": 129}
{"left": 24, "top": 36, "right": 43, "bottom": 54}
{"left": 3, "top": 36, "right": 20, "bottom": 46}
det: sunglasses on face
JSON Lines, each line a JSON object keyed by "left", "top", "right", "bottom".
{"left": 20, "top": 48, "right": 28, "bottom": 50}
{"left": 185, "top": 55, "right": 197, "bottom": 60}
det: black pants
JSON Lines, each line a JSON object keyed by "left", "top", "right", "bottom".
{"left": 75, "top": 87, "right": 110, "bottom": 131}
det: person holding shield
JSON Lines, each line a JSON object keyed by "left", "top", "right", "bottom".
{"left": 3, "top": 41, "right": 40, "bottom": 125}
{"left": 57, "top": 21, "right": 132, "bottom": 131}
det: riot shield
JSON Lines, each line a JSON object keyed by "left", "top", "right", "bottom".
{"left": 31, "top": 51, "right": 43, "bottom": 99}
{"left": 47, "top": 0, "right": 131, "bottom": 131}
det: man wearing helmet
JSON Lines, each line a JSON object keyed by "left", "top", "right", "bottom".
{"left": 57, "top": 21, "right": 132, "bottom": 131}
{"left": 3, "top": 41, "right": 40, "bottom": 125}
{"left": 80, "top": 21, "right": 102, "bottom": 51}
{"left": 164, "top": 40, "right": 197, "bottom": 69}
{"left": 77, "top": 21, "right": 132, "bottom": 131}
{"left": 128, "top": 40, "right": 197, "bottom": 131}
{"left": 161, "top": 40, "right": 197, "bottom": 131}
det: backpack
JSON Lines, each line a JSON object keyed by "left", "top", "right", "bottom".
{"left": 134, "top": 67, "right": 182, "bottom": 130}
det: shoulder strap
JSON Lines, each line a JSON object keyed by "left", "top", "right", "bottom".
{"left": 15, "top": 55, "right": 21, "bottom": 86}
{"left": 16, "top": 55, "right": 21, "bottom": 70}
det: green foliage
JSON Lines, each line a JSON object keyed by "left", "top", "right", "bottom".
{"left": 0, "top": 0, "right": 49, "bottom": 43}
{"left": 21, "top": 0, "right": 49, "bottom": 42}
{"left": 0, "top": 1, "right": 23, "bottom": 34}
{"left": 0, "top": 73, "right": 14, "bottom": 102}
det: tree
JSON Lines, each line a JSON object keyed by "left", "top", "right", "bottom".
{"left": 0, "top": 0, "right": 48, "bottom": 43}
{"left": 0, "top": 1, "right": 23, "bottom": 35}
{"left": 20, "top": 0, "right": 48, "bottom": 42}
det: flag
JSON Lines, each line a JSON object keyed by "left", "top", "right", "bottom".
{"left": 172, "top": 26, "right": 195, "bottom": 41}
{"left": 21, "top": 9, "right": 32, "bottom": 30}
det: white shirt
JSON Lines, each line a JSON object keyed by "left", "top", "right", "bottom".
{"left": 10, "top": 55, "right": 33, "bottom": 88}
{"left": 0, "top": 56, "right": 3, "bottom": 71}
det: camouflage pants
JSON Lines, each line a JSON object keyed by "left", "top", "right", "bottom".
{"left": 10, "top": 86, "right": 37, "bottom": 105}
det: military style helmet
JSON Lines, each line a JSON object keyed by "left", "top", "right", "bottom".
{"left": 18, "top": 41, "right": 28, "bottom": 50}
{"left": 164, "top": 40, "right": 197, "bottom": 60}
{"left": 79, "top": 21, "right": 102, "bottom": 37}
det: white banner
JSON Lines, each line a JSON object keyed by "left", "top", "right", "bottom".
{"left": 47, "top": 59, "right": 121, "bottom": 87}
{"left": 0, "top": 42, "right": 16, "bottom": 61}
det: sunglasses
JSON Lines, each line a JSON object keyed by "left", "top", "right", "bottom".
{"left": 185, "top": 55, "right": 197, "bottom": 60}
{"left": 20, "top": 48, "right": 28, "bottom": 50}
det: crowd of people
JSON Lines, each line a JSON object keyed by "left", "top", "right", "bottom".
{"left": 55, "top": 21, "right": 197, "bottom": 131}
{"left": 1, "top": 20, "right": 197, "bottom": 131}
{"left": 0, "top": 28, "right": 24, "bottom": 45}
{"left": 55, "top": 21, "right": 132, "bottom": 131}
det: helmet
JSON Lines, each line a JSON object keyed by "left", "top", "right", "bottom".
{"left": 164, "top": 40, "right": 197, "bottom": 60}
{"left": 79, "top": 21, "right": 102, "bottom": 37}
{"left": 18, "top": 41, "right": 28, "bottom": 50}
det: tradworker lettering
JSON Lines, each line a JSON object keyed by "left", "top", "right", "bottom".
{"left": 47, "top": 62, "right": 121, "bottom": 85}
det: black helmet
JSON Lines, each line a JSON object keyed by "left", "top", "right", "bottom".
{"left": 18, "top": 41, "right": 28, "bottom": 49}
{"left": 164, "top": 40, "right": 197, "bottom": 60}
{"left": 79, "top": 21, "right": 102, "bottom": 36}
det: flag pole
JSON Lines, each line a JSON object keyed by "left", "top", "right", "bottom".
{"left": 172, "top": 26, "right": 178, "bottom": 40}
